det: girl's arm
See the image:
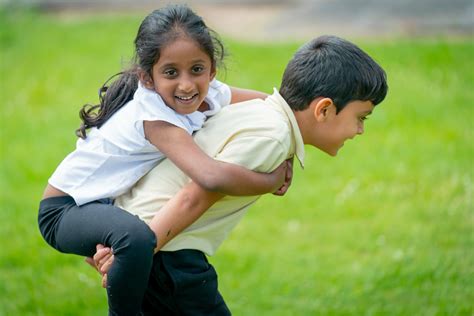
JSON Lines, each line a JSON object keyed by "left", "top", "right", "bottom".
{"left": 229, "top": 86, "right": 268, "bottom": 103}
{"left": 144, "top": 120, "right": 286, "bottom": 196}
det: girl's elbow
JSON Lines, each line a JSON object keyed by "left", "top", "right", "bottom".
{"left": 195, "top": 173, "right": 223, "bottom": 192}
{"left": 199, "top": 179, "right": 221, "bottom": 192}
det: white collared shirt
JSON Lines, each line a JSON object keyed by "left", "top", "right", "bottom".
{"left": 49, "top": 79, "right": 231, "bottom": 205}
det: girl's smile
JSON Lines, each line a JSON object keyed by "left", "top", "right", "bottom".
{"left": 175, "top": 93, "right": 199, "bottom": 104}
{"left": 145, "top": 37, "right": 216, "bottom": 115}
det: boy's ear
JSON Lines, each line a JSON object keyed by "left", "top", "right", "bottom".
{"left": 138, "top": 70, "right": 154, "bottom": 89}
{"left": 312, "top": 97, "right": 335, "bottom": 122}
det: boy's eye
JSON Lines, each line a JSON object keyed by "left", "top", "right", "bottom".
{"left": 359, "top": 116, "right": 368, "bottom": 122}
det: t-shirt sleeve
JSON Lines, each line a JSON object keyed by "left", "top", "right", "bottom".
{"left": 135, "top": 92, "right": 194, "bottom": 136}
{"left": 208, "top": 79, "right": 232, "bottom": 108}
{"left": 213, "top": 135, "right": 290, "bottom": 173}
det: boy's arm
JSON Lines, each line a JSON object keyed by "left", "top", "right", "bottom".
{"left": 90, "top": 160, "right": 293, "bottom": 281}
{"left": 144, "top": 120, "right": 286, "bottom": 196}
{"left": 229, "top": 86, "right": 268, "bottom": 104}
{"left": 88, "top": 182, "right": 224, "bottom": 281}
{"left": 148, "top": 157, "right": 293, "bottom": 250}
{"left": 148, "top": 181, "right": 224, "bottom": 251}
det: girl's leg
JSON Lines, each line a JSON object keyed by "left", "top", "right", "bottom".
{"left": 39, "top": 197, "right": 156, "bottom": 316}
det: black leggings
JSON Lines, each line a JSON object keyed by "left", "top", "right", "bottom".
{"left": 38, "top": 196, "right": 156, "bottom": 316}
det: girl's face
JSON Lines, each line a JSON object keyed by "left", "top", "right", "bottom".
{"left": 146, "top": 37, "right": 216, "bottom": 115}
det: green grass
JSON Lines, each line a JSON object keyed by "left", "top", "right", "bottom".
{"left": 1, "top": 9, "right": 473, "bottom": 315}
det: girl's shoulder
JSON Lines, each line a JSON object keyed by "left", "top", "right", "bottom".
{"left": 207, "top": 79, "right": 231, "bottom": 107}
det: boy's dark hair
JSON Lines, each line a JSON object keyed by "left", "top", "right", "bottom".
{"left": 280, "top": 35, "right": 387, "bottom": 112}
{"left": 76, "top": 4, "right": 225, "bottom": 138}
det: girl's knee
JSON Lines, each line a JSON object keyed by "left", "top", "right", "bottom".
{"left": 112, "top": 219, "right": 156, "bottom": 255}
{"left": 129, "top": 220, "right": 156, "bottom": 248}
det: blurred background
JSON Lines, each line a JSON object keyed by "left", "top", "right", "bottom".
{"left": 4, "top": 0, "right": 474, "bottom": 40}
{"left": 1, "top": 0, "right": 473, "bottom": 315}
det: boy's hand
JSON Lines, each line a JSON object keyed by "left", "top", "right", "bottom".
{"left": 85, "top": 244, "right": 115, "bottom": 288}
{"left": 273, "top": 157, "right": 294, "bottom": 196}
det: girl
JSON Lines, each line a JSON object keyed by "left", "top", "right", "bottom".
{"left": 38, "top": 5, "right": 287, "bottom": 316}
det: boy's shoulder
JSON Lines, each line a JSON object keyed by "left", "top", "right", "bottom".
{"left": 222, "top": 98, "right": 289, "bottom": 128}
{"left": 203, "top": 97, "right": 293, "bottom": 149}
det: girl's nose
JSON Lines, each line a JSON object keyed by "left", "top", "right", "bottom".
{"left": 178, "top": 76, "right": 194, "bottom": 93}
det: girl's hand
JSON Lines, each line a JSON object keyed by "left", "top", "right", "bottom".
{"left": 273, "top": 157, "right": 294, "bottom": 196}
{"left": 268, "top": 160, "right": 288, "bottom": 193}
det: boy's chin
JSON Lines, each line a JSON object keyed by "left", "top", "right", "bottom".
{"left": 330, "top": 143, "right": 346, "bottom": 156}
{"left": 315, "top": 143, "right": 340, "bottom": 157}
{"left": 322, "top": 148, "right": 338, "bottom": 157}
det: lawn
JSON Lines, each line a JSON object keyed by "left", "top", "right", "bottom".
{"left": 1, "top": 8, "right": 473, "bottom": 315}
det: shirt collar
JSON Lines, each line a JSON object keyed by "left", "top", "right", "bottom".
{"left": 267, "top": 88, "right": 305, "bottom": 169}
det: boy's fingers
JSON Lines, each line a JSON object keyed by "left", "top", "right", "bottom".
{"left": 93, "top": 246, "right": 111, "bottom": 267}
{"left": 100, "top": 255, "right": 115, "bottom": 274}
{"left": 93, "top": 248, "right": 110, "bottom": 260}
{"left": 84, "top": 257, "right": 98, "bottom": 271}
{"left": 96, "top": 250, "right": 113, "bottom": 272}
{"left": 101, "top": 274, "right": 108, "bottom": 288}
{"left": 97, "top": 252, "right": 112, "bottom": 269}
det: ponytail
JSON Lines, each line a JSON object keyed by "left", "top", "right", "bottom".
{"left": 76, "top": 68, "right": 139, "bottom": 139}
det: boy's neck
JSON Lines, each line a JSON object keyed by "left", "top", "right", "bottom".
{"left": 292, "top": 108, "right": 314, "bottom": 146}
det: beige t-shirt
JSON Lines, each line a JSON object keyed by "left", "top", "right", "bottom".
{"left": 115, "top": 89, "right": 305, "bottom": 255}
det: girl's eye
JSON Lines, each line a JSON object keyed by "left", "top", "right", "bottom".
{"left": 360, "top": 116, "right": 368, "bottom": 122}
{"left": 192, "top": 65, "right": 204, "bottom": 73}
{"left": 164, "top": 69, "right": 177, "bottom": 77}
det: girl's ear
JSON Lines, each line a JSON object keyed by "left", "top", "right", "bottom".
{"left": 138, "top": 69, "right": 154, "bottom": 89}
{"left": 312, "top": 97, "right": 335, "bottom": 122}
{"left": 210, "top": 65, "right": 217, "bottom": 81}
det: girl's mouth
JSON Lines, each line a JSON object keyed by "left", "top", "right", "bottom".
{"left": 175, "top": 93, "right": 198, "bottom": 102}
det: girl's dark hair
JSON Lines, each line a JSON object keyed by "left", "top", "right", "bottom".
{"left": 76, "top": 4, "right": 225, "bottom": 138}
{"left": 280, "top": 35, "right": 388, "bottom": 112}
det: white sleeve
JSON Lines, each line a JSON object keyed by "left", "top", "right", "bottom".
{"left": 136, "top": 87, "right": 195, "bottom": 134}
{"left": 208, "top": 79, "right": 232, "bottom": 108}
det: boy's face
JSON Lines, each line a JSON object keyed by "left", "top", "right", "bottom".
{"left": 310, "top": 99, "right": 374, "bottom": 156}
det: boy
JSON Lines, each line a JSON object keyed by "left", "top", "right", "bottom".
{"left": 92, "top": 35, "right": 388, "bottom": 314}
